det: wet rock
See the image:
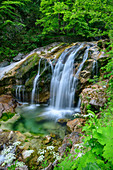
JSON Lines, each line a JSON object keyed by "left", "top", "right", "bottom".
{"left": 16, "top": 131, "right": 26, "bottom": 142}
{"left": 13, "top": 53, "right": 24, "bottom": 62}
{"left": 97, "top": 51, "right": 110, "bottom": 67}
{"left": 0, "top": 130, "right": 16, "bottom": 147}
{"left": 80, "top": 84, "right": 107, "bottom": 114}
{"left": 57, "top": 118, "right": 70, "bottom": 125}
{"left": 15, "top": 165, "right": 28, "bottom": 170}
{"left": 43, "top": 135, "right": 51, "bottom": 144}
{"left": 67, "top": 118, "right": 85, "bottom": 132}
{"left": 8, "top": 131, "right": 14, "bottom": 140}
{"left": 79, "top": 70, "right": 91, "bottom": 84}
{"left": 0, "top": 95, "right": 17, "bottom": 117}
{"left": 58, "top": 132, "right": 82, "bottom": 156}
{"left": 0, "top": 61, "right": 9, "bottom": 67}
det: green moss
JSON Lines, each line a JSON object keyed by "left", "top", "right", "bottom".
{"left": 0, "top": 112, "right": 15, "bottom": 122}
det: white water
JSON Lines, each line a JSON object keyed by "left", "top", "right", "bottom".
{"left": 31, "top": 59, "right": 42, "bottom": 104}
{"left": 31, "top": 59, "right": 48, "bottom": 104}
{"left": 50, "top": 44, "right": 90, "bottom": 110}
{"left": 49, "top": 59, "right": 54, "bottom": 74}
{"left": 15, "top": 85, "right": 25, "bottom": 102}
{"left": 16, "top": 85, "right": 22, "bottom": 101}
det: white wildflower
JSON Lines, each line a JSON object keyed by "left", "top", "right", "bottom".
{"left": 16, "top": 161, "right": 25, "bottom": 167}
{"left": 74, "top": 113, "right": 80, "bottom": 117}
{"left": 56, "top": 155, "right": 61, "bottom": 160}
{"left": 13, "top": 141, "right": 21, "bottom": 146}
{"left": 74, "top": 143, "right": 83, "bottom": 149}
{"left": 38, "top": 149, "right": 46, "bottom": 155}
{"left": 53, "top": 152, "right": 61, "bottom": 160}
{"left": 47, "top": 146, "right": 55, "bottom": 150}
{"left": 3, "top": 153, "right": 16, "bottom": 165}
{"left": 37, "top": 155, "right": 44, "bottom": 162}
{"left": 22, "top": 150, "right": 34, "bottom": 159}
{"left": 78, "top": 153, "right": 83, "bottom": 157}
{"left": 1, "top": 145, "right": 14, "bottom": 155}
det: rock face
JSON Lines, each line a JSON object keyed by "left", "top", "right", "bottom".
{"left": 0, "top": 40, "right": 109, "bottom": 105}
{"left": 0, "top": 42, "right": 68, "bottom": 103}
{"left": 0, "top": 95, "right": 17, "bottom": 117}
{"left": 80, "top": 84, "right": 107, "bottom": 114}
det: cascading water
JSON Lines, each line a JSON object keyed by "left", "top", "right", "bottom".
{"left": 31, "top": 59, "right": 42, "bottom": 104}
{"left": 50, "top": 44, "right": 89, "bottom": 110}
{"left": 15, "top": 85, "right": 25, "bottom": 102}
{"left": 50, "top": 45, "right": 81, "bottom": 108}
{"left": 49, "top": 59, "right": 54, "bottom": 74}
{"left": 31, "top": 59, "right": 48, "bottom": 104}
{"left": 92, "top": 59, "right": 98, "bottom": 76}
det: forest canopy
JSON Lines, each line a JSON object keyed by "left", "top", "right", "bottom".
{"left": 0, "top": 0, "right": 113, "bottom": 61}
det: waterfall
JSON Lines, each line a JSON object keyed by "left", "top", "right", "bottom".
{"left": 92, "top": 59, "right": 98, "bottom": 76}
{"left": 49, "top": 59, "right": 54, "bottom": 74}
{"left": 31, "top": 59, "right": 42, "bottom": 104}
{"left": 16, "top": 85, "right": 22, "bottom": 101}
{"left": 15, "top": 85, "right": 25, "bottom": 102}
{"left": 31, "top": 58, "right": 47, "bottom": 104}
{"left": 50, "top": 44, "right": 89, "bottom": 110}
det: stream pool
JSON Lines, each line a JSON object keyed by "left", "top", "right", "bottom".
{"left": 2, "top": 104, "right": 75, "bottom": 139}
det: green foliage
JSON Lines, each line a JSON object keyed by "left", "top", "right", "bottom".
{"left": 42, "top": 160, "right": 49, "bottom": 169}
{"left": 0, "top": 112, "right": 15, "bottom": 121}
{"left": 88, "top": 75, "right": 99, "bottom": 84}
{"left": 8, "top": 163, "right": 17, "bottom": 170}
{"left": 54, "top": 154, "right": 74, "bottom": 170}
{"left": 36, "top": 0, "right": 113, "bottom": 38}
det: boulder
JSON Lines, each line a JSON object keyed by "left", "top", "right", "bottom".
{"left": 80, "top": 84, "right": 107, "bottom": 114}
{"left": 13, "top": 53, "right": 24, "bottom": 62}
{"left": 0, "top": 95, "right": 18, "bottom": 117}
{"left": 58, "top": 132, "right": 82, "bottom": 156}
{"left": 67, "top": 118, "right": 85, "bottom": 132}
{"left": 57, "top": 118, "right": 70, "bottom": 125}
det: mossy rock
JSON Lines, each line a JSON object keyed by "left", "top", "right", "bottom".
{"left": 0, "top": 112, "right": 15, "bottom": 122}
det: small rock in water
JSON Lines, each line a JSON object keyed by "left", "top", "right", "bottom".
{"left": 57, "top": 118, "right": 70, "bottom": 125}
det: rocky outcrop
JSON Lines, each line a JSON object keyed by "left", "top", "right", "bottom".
{"left": 0, "top": 42, "right": 69, "bottom": 103}
{"left": 80, "top": 83, "right": 107, "bottom": 114}
{"left": 67, "top": 118, "right": 85, "bottom": 133}
{"left": 0, "top": 40, "right": 109, "bottom": 105}
{"left": 0, "top": 95, "right": 18, "bottom": 117}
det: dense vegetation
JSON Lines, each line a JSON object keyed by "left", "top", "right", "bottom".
{"left": 0, "top": 0, "right": 113, "bottom": 62}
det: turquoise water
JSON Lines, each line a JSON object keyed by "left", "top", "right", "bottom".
{"left": 11, "top": 104, "right": 74, "bottom": 139}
